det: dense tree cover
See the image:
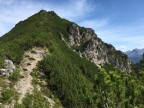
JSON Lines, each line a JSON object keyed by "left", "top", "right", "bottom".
{"left": 39, "top": 54, "right": 96, "bottom": 108}
{"left": 0, "top": 10, "right": 144, "bottom": 107}
{"left": 39, "top": 52, "right": 144, "bottom": 107}
{"left": 135, "top": 54, "right": 144, "bottom": 72}
{"left": 94, "top": 69, "right": 144, "bottom": 108}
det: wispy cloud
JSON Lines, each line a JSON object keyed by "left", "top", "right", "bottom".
{"left": 0, "top": 0, "right": 98, "bottom": 36}
{"left": 78, "top": 16, "right": 144, "bottom": 51}
{"left": 79, "top": 18, "right": 109, "bottom": 29}
{"left": 42, "top": 0, "right": 99, "bottom": 20}
{"left": 0, "top": 0, "right": 144, "bottom": 51}
{"left": 0, "top": 0, "right": 41, "bottom": 35}
{"left": 118, "top": 46, "right": 127, "bottom": 52}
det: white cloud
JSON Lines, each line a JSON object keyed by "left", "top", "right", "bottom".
{"left": 0, "top": 0, "right": 98, "bottom": 36}
{"left": 77, "top": 16, "right": 144, "bottom": 51}
{"left": 43, "top": 0, "right": 99, "bottom": 20}
{"left": 0, "top": 0, "right": 42, "bottom": 35}
{"left": 0, "top": 0, "right": 144, "bottom": 51}
{"left": 79, "top": 19, "right": 109, "bottom": 29}
{"left": 117, "top": 46, "right": 127, "bottom": 52}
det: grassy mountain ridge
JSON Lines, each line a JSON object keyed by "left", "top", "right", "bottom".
{"left": 0, "top": 10, "right": 144, "bottom": 108}
{"left": 0, "top": 10, "right": 71, "bottom": 65}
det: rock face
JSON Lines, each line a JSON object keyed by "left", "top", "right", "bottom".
{"left": 0, "top": 59, "right": 15, "bottom": 76}
{"left": 67, "top": 24, "right": 132, "bottom": 72}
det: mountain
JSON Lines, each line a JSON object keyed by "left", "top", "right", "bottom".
{"left": 0, "top": 10, "right": 144, "bottom": 108}
{"left": 0, "top": 10, "right": 132, "bottom": 72}
{"left": 125, "top": 48, "right": 144, "bottom": 63}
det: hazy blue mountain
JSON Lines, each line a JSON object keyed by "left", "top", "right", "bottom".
{"left": 125, "top": 48, "right": 144, "bottom": 63}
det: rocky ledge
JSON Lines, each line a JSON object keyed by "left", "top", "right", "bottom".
{"left": 66, "top": 24, "right": 132, "bottom": 72}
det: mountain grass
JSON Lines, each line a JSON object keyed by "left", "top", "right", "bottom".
{"left": 0, "top": 10, "right": 144, "bottom": 107}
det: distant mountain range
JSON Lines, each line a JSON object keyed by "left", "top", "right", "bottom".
{"left": 125, "top": 48, "right": 144, "bottom": 63}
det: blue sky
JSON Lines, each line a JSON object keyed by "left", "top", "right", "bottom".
{"left": 0, "top": 0, "right": 144, "bottom": 51}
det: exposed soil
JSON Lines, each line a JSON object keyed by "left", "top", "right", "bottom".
{"left": 14, "top": 47, "right": 47, "bottom": 104}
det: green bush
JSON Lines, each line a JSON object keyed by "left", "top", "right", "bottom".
{"left": 0, "top": 89, "right": 15, "bottom": 103}
{"left": 9, "top": 69, "right": 21, "bottom": 82}
{"left": 40, "top": 54, "right": 95, "bottom": 108}
{"left": 15, "top": 90, "right": 50, "bottom": 108}
{"left": 0, "top": 57, "right": 5, "bottom": 68}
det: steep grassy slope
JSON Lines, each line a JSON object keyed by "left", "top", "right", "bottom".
{"left": 0, "top": 10, "right": 100, "bottom": 107}
{"left": 0, "top": 10, "right": 71, "bottom": 65}
{"left": 0, "top": 10, "right": 144, "bottom": 108}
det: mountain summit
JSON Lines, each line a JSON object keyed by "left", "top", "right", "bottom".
{"left": 1, "top": 10, "right": 144, "bottom": 108}
{"left": 39, "top": 10, "right": 58, "bottom": 16}
{"left": 0, "top": 10, "right": 132, "bottom": 72}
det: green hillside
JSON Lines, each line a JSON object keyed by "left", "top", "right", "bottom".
{"left": 0, "top": 10, "right": 144, "bottom": 108}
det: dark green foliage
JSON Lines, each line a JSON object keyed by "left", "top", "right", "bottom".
{"left": 39, "top": 54, "right": 95, "bottom": 108}
{"left": 15, "top": 90, "right": 50, "bottom": 108}
{"left": 1, "top": 89, "right": 14, "bottom": 101}
{"left": 9, "top": 69, "right": 21, "bottom": 82}
{"left": 0, "top": 10, "right": 144, "bottom": 107}
{"left": 0, "top": 88, "right": 18, "bottom": 103}
{"left": 103, "top": 63, "right": 116, "bottom": 72}
{"left": 31, "top": 68, "right": 63, "bottom": 107}
{"left": 0, "top": 10, "right": 72, "bottom": 64}
{"left": 0, "top": 10, "right": 99, "bottom": 107}
{"left": 0, "top": 56, "right": 5, "bottom": 68}
{"left": 93, "top": 68, "right": 144, "bottom": 108}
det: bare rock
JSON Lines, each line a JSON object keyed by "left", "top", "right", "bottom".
{"left": 67, "top": 23, "right": 132, "bottom": 72}
{"left": 0, "top": 59, "right": 15, "bottom": 76}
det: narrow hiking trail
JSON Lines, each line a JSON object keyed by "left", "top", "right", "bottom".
{"left": 14, "top": 47, "right": 47, "bottom": 104}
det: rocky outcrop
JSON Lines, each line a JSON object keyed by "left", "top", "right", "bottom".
{"left": 67, "top": 24, "right": 132, "bottom": 72}
{"left": 0, "top": 59, "right": 15, "bottom": 76}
